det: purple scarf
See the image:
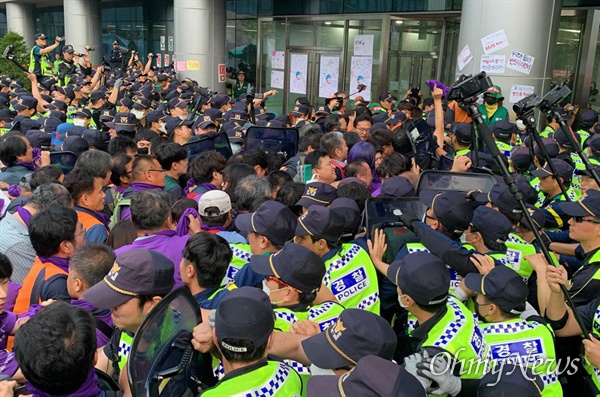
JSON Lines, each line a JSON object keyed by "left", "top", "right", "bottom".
{"left": 115, "top": 185, "right": 128, "bottom": 194}
{"left": 75, "top": 206, "right": 110, "bottom": 231}
{"left": 7, "top": 185, "right": 21, "bottom": 198}
{"left": 12, "top": 161, "right": 36, "bottom": 171}
{"left": 176, "top": 208, "right": 199, "bottom": 236}
{"left": 38, "top": 256, "right": 70, "bottom": 273}
{"left": 183, "top": 179, "right": 196, "bottom": 196}
{"left": 131, "top": 182, "right": 163, "bottom": 192}
{"left": 16, "top": 205, "right": 32, "bottom": 226}
{"left": 426, "top": 80, "right": 451, "bottom": 99}
{"left": 26, "top": 369, "right": 101, "bottom": 397}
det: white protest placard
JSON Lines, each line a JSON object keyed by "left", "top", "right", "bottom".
{"left": 271, "top": 70, "right": 284, "bottom": 89}
{"left": 507, "top": 50, "right": 535, "bottom": 75}
{"left": 481, "top": 29, "right": 509, "bottom": 55}
{"left": 509, "top": 85, "right": 535, "bottom": 103}
{"left": 349, "top": 56, "right": 373, "bottom": 101}
{"left": 457, "top": 45, "right": 473, "bottom": 71}
{"left": 289, "top": 54, "right": 308, "bottom": 94}
{"left": 271, "top": 51, "right": 285, "bottom": 70}
{"left": 354, "top": 35, "right": 374, "bottom": 56}
{"left": 480, "top": 55, "right": 506, "bottom": 74}
{"left": 319, "top": 56, "right": 340, "bottom": 98}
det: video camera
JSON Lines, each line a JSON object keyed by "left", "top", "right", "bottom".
{"left": 2, "top": 45, "right": 27, "bottom": 73}
{"left": 536, "top": 85, "right": 571, "bottom": 114}
{"left": 513, "top": 94, "right": 541, "bottom": 118}
{"left": 447, "top": 72, "right": 493, "bottom": 102}
{"left": 115, "top": 45, "right": 131, "bottom": 55}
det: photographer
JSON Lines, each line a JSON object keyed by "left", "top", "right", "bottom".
{"left": 29, "top": 33, "right": 62, "bottom": 78}
{"left": 55, "top": 45, "right": 87, "bottom": 86}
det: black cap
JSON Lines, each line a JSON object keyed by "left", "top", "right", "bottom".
{"left": 56, "top": 86, "right": 75, "bottom": 100}
{"left": 90, "top": 90, "right": 105, "bottom": 103}
{"left": 165, "top": 117, "right": 193, "bottom": 135}
{"left": 449, "top": 122, "right": 472, "bottom": 145}
{"left": 34, "top": 33, "right": 47, "bottom": 40}
{"left": 11, "top": 96, "right": 38, "bottom": 111}
{"left": 465, "top": 265, "right": 527, "bottom": 314}
{"left": 379, "top": 92, "right": 397, "bottom": 102}
{"left": 168, "top": 98, "right": 190, "bottom": 109}
{"left": 307, "top": 355, "right": 426, "bottom": 397}
{"left": 56, "top": 135, "right": 89, "bottom": 156}
{"left": 420, "top": 190, "right": 473, "bottom": 233}
{"left": 480, "top": 183, "right": 521, "bottom": 214}
{"left": 492, "top": 120, "right": 516, "bottom": 139}
{"left": 478, "top": 365, "right": 544, "bottom": 397}
{"left": 194, "top": 113, "right": 218, "bottom": 130}
{"left": 510, "top": 146, "right": 532, "bottom": 171}
{"left": 387, "top": 252, "right": 449, "bottom": 305}
{"left": 558, "top": 189, "right": 600, "bottom": 217}
{"left": 588, "top": 134, "right": 600, "bottom": 155}
{"left": 581, "top": 109, "right": 599, "bottom": 124}
{"left": 297, "top": 182, "right": 338, "bottom": 208}
{"left": 82, "top": 128, "right": 107, "bottom": 150}
{"left": 575, "top": 165, "right": 600, "bottom": 178}
{"left": 215, "top": 287, "right": 274, "bottom": 355}
{"left": 43, "top": 100, "right": 67, "bottom": 112}
{"left": 534, "top": 138, "right": 559, "bottom": 158}
{"left": 250, "top": 243, "right": 325, "bottom": 294}
{"left": 315, "top": 106, "right": 331, "bottom": 117}
{"left": 99, "top": 108, "right": 116, "bottom": 122}
{"left": 226, "top": 110, "right": 248, "bottom": 122}
{"left": 25, "top": 130, "right": 50, "bottom": 149}
{"left": 84, "top": 249, "right": 175, "bottom": 309}
{"left": 235, "top": 200, "right": 298, "bottom": 246}
{"left": 107, "top": 112, "right": 137, "bottom": 132}
{"left": 132, "top": 97, "right": 151, "bottom": 110}
{"left": 329, "top": 198, "right": 361, "bottom": 236}
{"left": 471, "top": 205, "right": 512, "bottom": 244}
{"left": 290, "top": 104, "right": 310, "bottom": 117}
{"left": 295, "top": 206, "right": 344, "bottom": 243}
{"left": 531, "top": 158, "right": 574, "bottom": 182}
{"left": 553, "top": 127, "right": 580, "bottom": 149}
{"left": 227, "top": 126, "right": 245, "bottom": 144}
{"left": 146, "top": 110, "right": 167, "bottom": 124}
{"left": 66, "top": 124, "right": 85, "bottom": 138}
{"left": 211, "top": 94, "right": 231, "bottom": 109}
{"left": 302, "top": 309, "right": 397, "bottom": 368}
{"left": 116, "top": 97, "right": 133, "bottom": 109}
{"left": 521, "top": 204, "right": 546, "bottom": 230}
{"left": 73, "top": 107, "right": 92, "bottom": 119}
{"left": 61, "top": 45, "right": 74, "bottom": 54}
{"left": 0, "top": 109, "right": 15, "bottom": 122}
{"left": 380, "top": 176, "right": 416, "bottom": 198}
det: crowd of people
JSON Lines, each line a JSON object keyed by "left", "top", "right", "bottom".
{"left": 0, "top": 31, "right": 599, "bottom": 396}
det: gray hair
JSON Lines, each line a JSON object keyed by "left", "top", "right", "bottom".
{"left": 130, "top": 190, "right": 171, "bottom": 231}
{"left": 69, "top": 244, "right": 115, "bottom": 288}
{"left": 75, "top": 151, "right": 115, "bottom": 178}
{"left": 234, "top": 175, "right": 270, "bottom": 212}
{"left": 320, "top": 131, "right": 344, "bottom": 158}
{"left": 29, "top": 183, "right": 72, "bottom": 212}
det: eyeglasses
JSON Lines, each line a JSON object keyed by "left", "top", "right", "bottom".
{"left": 572, "top": 216, "right": 600, "bottom": 224}
{"left": 355, "top": 127, "right": 370, "bottom": 133}
{"left": 265, "top": 275, "right": 302, "bottom": 293}
{"left": 147, "top": 169, "right": 166, "bottom": 174}
{"left": 425, "top": 214, "right": 438, "bottom": 222}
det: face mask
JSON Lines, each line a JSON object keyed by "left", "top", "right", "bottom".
{"left": 159, "top": 123, "right": 167, "bottom": 134}
{"left": 484, "top": 97, "right": 498, "bottom": 105}
{"left": 309, "top": 364, "right": 337, "bottom": 376}
{"left": 516, "top": 119, "right": 526, "bottom": 131}
{"left": 137, "top": 147, "right": 149, "bottom": 155}
{"left": 132, "top": 109, "right": 145, "bottom": 120}
{"left": 262, "top": 279, "right": 285, "bottom": 306}
{"left": 473, "top": 300, "right": 489, "bottom": 323}
{"left": 73, "top": 118, "right": 86, "bottom": 127}
{"left": 398, "top": 293, "right": 409, "bottom": 309}
{"left": 179, "top": 115, "right": 188, "bottom": 121}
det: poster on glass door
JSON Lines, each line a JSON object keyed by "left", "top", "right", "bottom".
{"left": 349, "top": 56, "right": 373, "bottom": 101}
{"left": 319, "top": 56, "right": 340, "bottom": 98}
{"left": 290, "top": 54, "right": 308, "bottom": 95}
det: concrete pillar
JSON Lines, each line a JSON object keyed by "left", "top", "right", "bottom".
{"left": 6, "top": 2, "right": 35, "bottom": 48}
{"left": 174, "top": 0, "right": 226, "bottom": 92}
{"left": 63, "top": 0, "right": 103, "bottom": 65}
{"left": 455, "top": 0, "right": 562, "bottom": 120}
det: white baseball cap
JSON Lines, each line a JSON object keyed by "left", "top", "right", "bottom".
{"left": 198, "top": 190, "right": 232, "bottom": 216}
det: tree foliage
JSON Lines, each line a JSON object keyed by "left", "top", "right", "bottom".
{"left": 0, "top": 31, "right": 31, "bottom": 91}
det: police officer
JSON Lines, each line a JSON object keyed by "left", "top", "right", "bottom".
{"left": 108, "top": 40, "right": 124, "bottom": 70}
{"left": 200, "top": 287, "right": 302, "bottom": 396}
{"left": 490, "top": 120, "right": 516, "bottom": 161}
{"left": 56, "top": 45, "right": 78, "bottom": 86}
{"left": 251, "top": 243, "right": 345, "bottom": 385}
{"left": 531, "top": 159, "right": 575, "bottom": 229}
{"left": 293, "top": 203, "right": 381, "bottom": 315}
{"left": 30, "top": 33, "right": 62, "bottom": 78}
{"left": 577, "top": 109, "right": 598, "bottom": 147}
{"left": 464, "top": 265, "right": 561, "bottom": 396}
{"left": 385, "top": 252, "right": 486, "bottom": 386}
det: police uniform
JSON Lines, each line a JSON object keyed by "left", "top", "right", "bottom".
{"left": 465, "top": 266, "right": 562, "bottom": 396}
{"left": 29, "top": 34, "right": 54, "bottom": 78}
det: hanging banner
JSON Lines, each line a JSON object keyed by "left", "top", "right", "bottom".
{"left": 319, "top": 56, "right": 340, "bottom": 98}
{"left": 509, "top": 85, "right": 535, "bottom": 103}
{"left": 507, "top": 50, "right": 535, "bottom": 75}
{"left": 156, "top": 53, "right": 162, "bottom": 68}
{"left": 457, "top": 44, "right": 473, "bottom": 71}
{"left": 176, "top": 60, "right": 187, "bottom": 71}
{"left": 218, "top": 64, "right": 226, "bottom": 83}
{"left": 271, "top": 70, "right": 284, "bottom": 89}
{"left": 164, "top": 54, "right": 170, "bottom": 67}
{"left": 289, "top": 53, "right": 308, "bottom": 95}
{"left": 186, "top": 60, "right": 200, "bottom": 71}
{"left": 481, "top": 29, "right": 509, "bottom": 55}
{"left": 480, "top": 55, "right": 506, "bottom": 74}
{"left": 349, "top": 56, "right": 373, "bottom": 101}
{"left": 160, "top": 36, "right": 165, "bottom": 51}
